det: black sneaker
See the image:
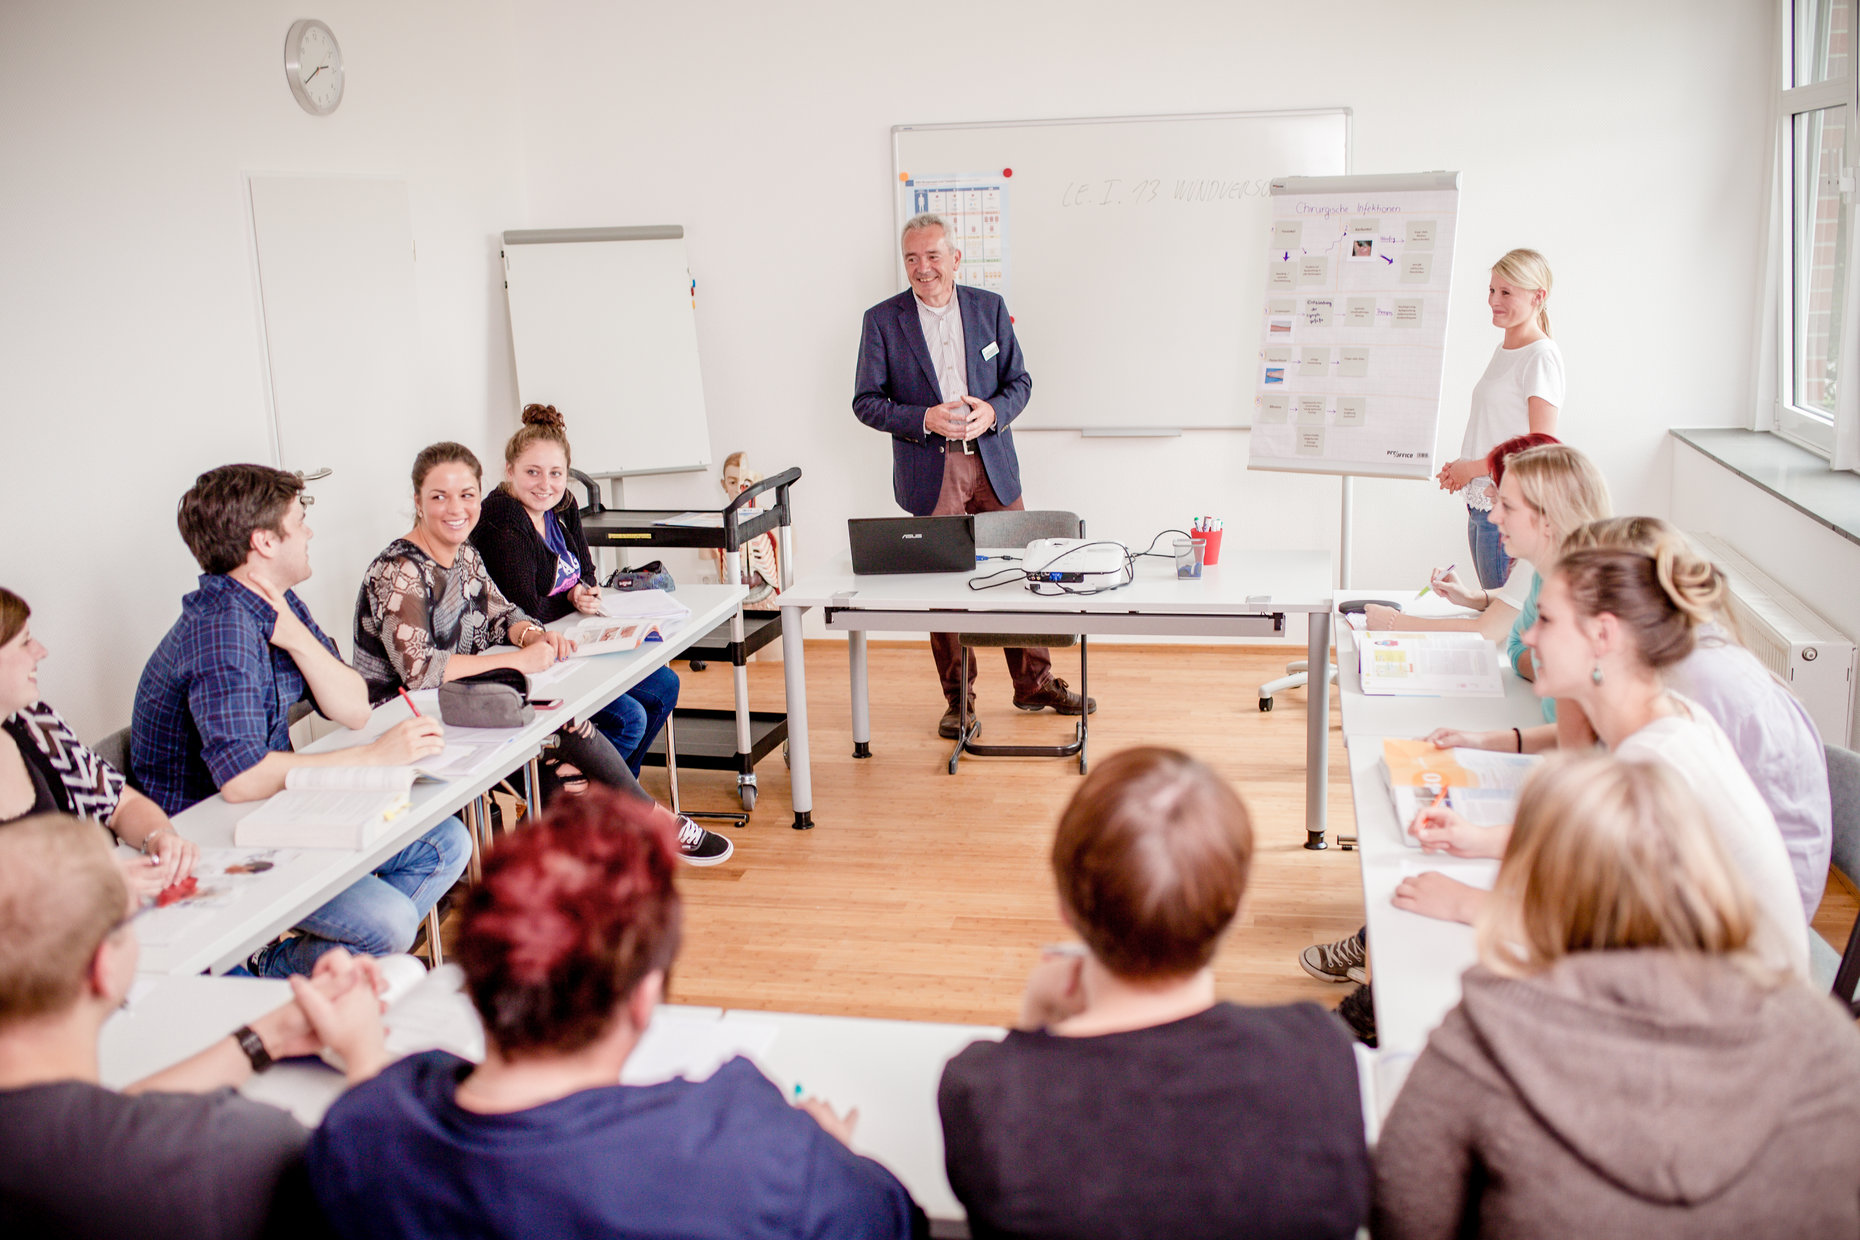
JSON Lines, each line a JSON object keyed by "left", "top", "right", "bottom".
{"left": 1335, "top": 981, "right": 1378, "bottom": 1048}
{"left": 676, "top": 815, "right": 734, "bottom": 866}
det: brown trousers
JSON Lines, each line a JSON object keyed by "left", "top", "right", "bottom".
{"left": 930, "top": 450, "right": 1052, "bottom": 704}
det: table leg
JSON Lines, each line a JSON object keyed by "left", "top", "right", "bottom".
{"left": 1304, "top": 610, "right": 1332, "bottom": 850}
{"left": 724, "top": 551, "right": 753, "bottom": 760}
{"left": 849, "top": 630, "right": 871, "bottom": 758}
{"left": 525, "top": 754, "right": 543, "bottom": 822}
{"left": 780, "top": 603, "right": 814, "bottom": 829}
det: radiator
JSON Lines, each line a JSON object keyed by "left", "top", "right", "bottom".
{"left": 1688, "top": 532, "right": 1855, "bottom": 747}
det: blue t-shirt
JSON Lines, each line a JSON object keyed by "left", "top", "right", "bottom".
{"left": 307, "top": 1051, "right": 920, "bottom": 1240}
{"left": 1506, "top": 571, "right": 1557, "bottom": 723}
{"left": 132, "top": 575, "right": 339, "bottom": 814}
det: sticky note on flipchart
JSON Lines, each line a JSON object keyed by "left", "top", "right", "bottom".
{"left": 1400, "top": 253, "right": 1433, "bottom": 284}
{"left": 1406, "top": 219, "right": 1437, "bottom": 249}
{"left": 1259, "top": 393, "right": 1290, "bottom": 423}
{"left": 1298, "top": 255, "right": 1329, "bottom": 286}
{"left": 1297, "top": 428, "right": 1326, "bottom": 456}
{"left": 1347, "top": 298, "right": 1376, "bottom": 326}
{"left": 1339, "top": 347, "right": 1370, "bottom": 378}
{"left": 1303, "top": 297, "right": 1334, "bottom": 328}
{"left": 1296, "top": 395, "right": 1327, "bottom": 424}
{"left": 1299, "top": 347, "right": 1330, "bottom": 377}
{"left": 1336, "top": 396, "right": 1367, "bottom": 426}
{"left": 1392, "top": 298, "right": 1425, "bottom": 328}
{"left": 1272, "top": 220, "right": 1303, "bottom": 247}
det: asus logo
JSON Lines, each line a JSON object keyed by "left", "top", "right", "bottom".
{"left": 902, "top": 533, "right": 922, "bottom": 539}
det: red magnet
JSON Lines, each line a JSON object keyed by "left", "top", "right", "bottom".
{"left": 1002, "top": 168, "right": 1013, "bottom": 177}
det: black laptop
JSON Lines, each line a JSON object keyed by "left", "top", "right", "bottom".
{"left": 848, "top": 515, "right": 976, "bottom": 575}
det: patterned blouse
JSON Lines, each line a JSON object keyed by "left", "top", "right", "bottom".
{"left": 3, "top": 701, "right": 127, "bottom": 825}
{"left": 352, "top": 539, "right": 533, "bottom": 704}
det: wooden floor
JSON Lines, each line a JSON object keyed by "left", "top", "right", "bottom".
{"left": 459, "top": 641, "right": 1860, "bottom": 1028}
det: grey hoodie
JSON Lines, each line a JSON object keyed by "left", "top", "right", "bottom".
{"left": 1372, "top": 950, "right": 1860, "bottom": 1239}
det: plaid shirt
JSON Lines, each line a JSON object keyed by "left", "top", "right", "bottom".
{"left": 132, "top": 574, "right": 339, "bottom": 815}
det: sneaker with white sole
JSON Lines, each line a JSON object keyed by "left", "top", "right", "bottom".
{"left": 676, "top": 815, "right": 734, "bottom": 866}
{"left": 1299, "top": 932, "right": 1368, "bottom": 985}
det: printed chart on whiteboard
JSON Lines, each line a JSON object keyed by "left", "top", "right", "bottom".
{"left": 899, "top": 173, "right": 1009, "bottom": 295}
{"left": 1247, "top": 172, "right": 1460, "bottom": 481}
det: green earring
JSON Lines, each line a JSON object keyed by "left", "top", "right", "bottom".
{"left": 1591, "top": 663, "right": 1604, "bottom": 686}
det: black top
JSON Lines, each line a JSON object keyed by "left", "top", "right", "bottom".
{"left": 3, "top": 715, "right": 64, "bottom": 822}
{"left": 469, "top": 487, "right": 596, "bottom": 625}
{"left": 938, "top": 1001, "right": 1371, "bottom": 1240}
{"left": 0, "top": 1080, "right": 319, "bottom": 1240}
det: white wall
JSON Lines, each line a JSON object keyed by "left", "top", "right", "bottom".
{"left": 1671, "top": 442, "right": 1860, "bottom": 746}
{"left": 1, "top": 0, "right": 1782, "bottom": 737}
{"left": 510, "top": 0, "right": 1773, "bottom": 631}
{"left": 0, "top": 1, "right": 527, "bottom": 738}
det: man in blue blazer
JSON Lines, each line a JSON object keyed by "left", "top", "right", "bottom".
{"left": 854, "top": 213, "right": 1093, "bottom": 738}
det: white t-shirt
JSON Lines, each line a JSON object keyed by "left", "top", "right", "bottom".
{"left": 1460, "top": 338, "right": 1566, "bottom": 461}
{"left": 1491, "top": 560, "right": 1534, "bottom": 611}
{"left": 1614, "top": 694, "right": 1811, "bottom": 979}
{"left": 1665, "top": 628, "right": 1832, "bottom": 920}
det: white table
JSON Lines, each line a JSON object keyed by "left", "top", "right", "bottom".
{"left": 145, "top": 585, "right": 745, "bottom": 976}
{"left": 1333, "top": 592, "right": 1545, "bottom": 1104}
{"left": 778, "top": 548, "right": 1337, "bottom": 843}
{"left": 100, "top": 972, "right": 1000, "bottom": 1234}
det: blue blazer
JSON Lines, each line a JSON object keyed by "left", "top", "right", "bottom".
{"left": 852, "top": 285, "right": 1032, "bottom": 516}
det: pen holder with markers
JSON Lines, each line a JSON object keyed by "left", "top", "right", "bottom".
{"left": 1190, "top": 518, "right": 1224, "bottom": 566}
{"left": 1173, "top": 537, "right": 1204, "bottom": 579}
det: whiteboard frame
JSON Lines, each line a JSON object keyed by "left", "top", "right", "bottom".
{"left": 891, "top": 108, "right": 1352, "bottom": 433}
{"left": 500, "top": 225, "right": 712, "bottom": 479}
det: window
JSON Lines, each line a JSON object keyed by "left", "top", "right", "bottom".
{"left": 1778, "top": 0, "right": 1858, "bottom": 456}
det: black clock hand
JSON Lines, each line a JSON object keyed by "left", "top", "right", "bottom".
{"left": 304, "top": 64, "right": 327, "bottom": 83}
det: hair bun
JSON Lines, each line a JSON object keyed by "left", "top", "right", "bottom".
{"left": 521, "top": 403, "right": 566, "bottom": 431}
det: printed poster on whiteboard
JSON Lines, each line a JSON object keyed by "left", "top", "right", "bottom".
{"left": 1246, "top": 172, "right": 1461, "bottom": 481}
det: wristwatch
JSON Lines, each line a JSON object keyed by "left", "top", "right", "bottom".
{"left": 232, "top": 1024, "right": 274, "bottom": 1073}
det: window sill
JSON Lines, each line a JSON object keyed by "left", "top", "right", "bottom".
{"left": 1670, "top": 428, "right": 1860, "bottom": 549}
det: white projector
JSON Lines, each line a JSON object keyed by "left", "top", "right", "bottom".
{"left": 1022, "top": 538, "right": 1130, "bottom": 587}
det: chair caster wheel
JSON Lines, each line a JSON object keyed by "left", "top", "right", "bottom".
{"left": 1259, "top": 697, "right": 1274, "bottom": 712}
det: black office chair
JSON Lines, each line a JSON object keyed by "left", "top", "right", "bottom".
{"left": 949, "top": 510, "right": 1090, "bottom": 776}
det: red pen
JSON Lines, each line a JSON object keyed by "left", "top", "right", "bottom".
{"left": 398, "top": 688, "right": 421, "bottom": 718}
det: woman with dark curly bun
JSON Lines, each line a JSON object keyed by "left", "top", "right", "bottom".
{"left": 306, "top": 786, "right": 921, "bottom": 1238}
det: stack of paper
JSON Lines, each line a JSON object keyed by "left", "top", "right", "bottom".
{"left": 1357, "top": 631, "right": 1504, "bottom": 697}
{"left": 234, "top": 767, "right": 417, "bottom": 849}
{"left": 1380, "top": 737, "right": 1537, "bottom": 845}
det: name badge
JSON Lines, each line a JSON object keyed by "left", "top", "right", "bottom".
{"left": 981, "top": 341, "right": 999, "bottom": 361}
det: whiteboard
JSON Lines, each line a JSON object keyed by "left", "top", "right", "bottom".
{"left": 893, "top": 110, "right": 1349, "bottom": 431}
{"left": 1246, "top": 172, "right": 1462, "bottom": 481}
{"left": 249, "top": 175, "right": 421, "bottom": 654}
{"left": 501, "top": 227, "right": 712, "bottom": 475}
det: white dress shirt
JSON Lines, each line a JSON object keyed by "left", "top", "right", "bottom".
{"left": 915, "top": 291, "right": 974, "bottom": 452}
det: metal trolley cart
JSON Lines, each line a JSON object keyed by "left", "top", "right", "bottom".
{"left": 578, "top": 467, "right": 800, "bottom": 814}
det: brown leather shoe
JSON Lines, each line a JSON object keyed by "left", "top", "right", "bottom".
{"left": 1013, "top": 677, "right": 1096, "bottom": 716}
{"left": 938, "top": 702, "right": 980, "bottom": 740}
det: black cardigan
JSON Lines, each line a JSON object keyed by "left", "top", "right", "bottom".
{"left": 470, "top": 488, "right": 597, "bottom": 625}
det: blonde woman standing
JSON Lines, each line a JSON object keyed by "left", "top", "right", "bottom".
{"left": 1375, "top": 755, "right": 1860, "bottom": 1239}
{"left": 1436, "top": 250, "right": 1563, "bottom": 592}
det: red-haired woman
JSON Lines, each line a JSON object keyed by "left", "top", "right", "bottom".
{"left": 939, "top": 748, "right": 1370, "bottom": 1239}
{"left": 306, "top": 786, "right": 921, "bottom": 1238}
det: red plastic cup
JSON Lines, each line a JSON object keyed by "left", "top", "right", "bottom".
{"left": 1197, "top": 528, "right": 1224, "bottom": 566}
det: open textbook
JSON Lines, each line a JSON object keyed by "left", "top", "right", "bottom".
{"left": 1357, "top": 631, "right": 1504, "bottom": 698}
{"left": 1380, "top": 738, "right": 1537, "bottom": 847}
{"left": 234, "top": 766, "right": 425, "bottom": 849}
{"left": 546, "top": 587, "right": 691, "bottom": 656}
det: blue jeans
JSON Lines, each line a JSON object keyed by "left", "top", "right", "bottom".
{"left": 1466, "top": 505, "right": 1514, "bottom": 593}
{"left": 249, "top": 816, "right": 472, "bottom": 978}
{"left": 589, "top": 665, "right": 681, "bottom": 777}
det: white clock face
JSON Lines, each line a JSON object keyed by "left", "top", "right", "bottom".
{"left": 285, "top": 20, "right": 344, "bottom": 115}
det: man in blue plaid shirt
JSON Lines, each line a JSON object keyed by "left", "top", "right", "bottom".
{"left": 133, "top": 465, "right": 470, "bottom": 977}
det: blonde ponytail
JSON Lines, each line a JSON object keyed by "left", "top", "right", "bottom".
{"left": 1493, "top": 248, "right": 1554, "bottom": 338}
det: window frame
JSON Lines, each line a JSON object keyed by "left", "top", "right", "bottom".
{"left": 1775, "top": 1, "right": 1858, "bottom": 458}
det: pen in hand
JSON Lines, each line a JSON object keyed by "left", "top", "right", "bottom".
{"left": 1416, "top": 563, "right": 1456, "bottom": 599}
{"left": 397, "top": 688, "right": 421, "bottom": 718}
